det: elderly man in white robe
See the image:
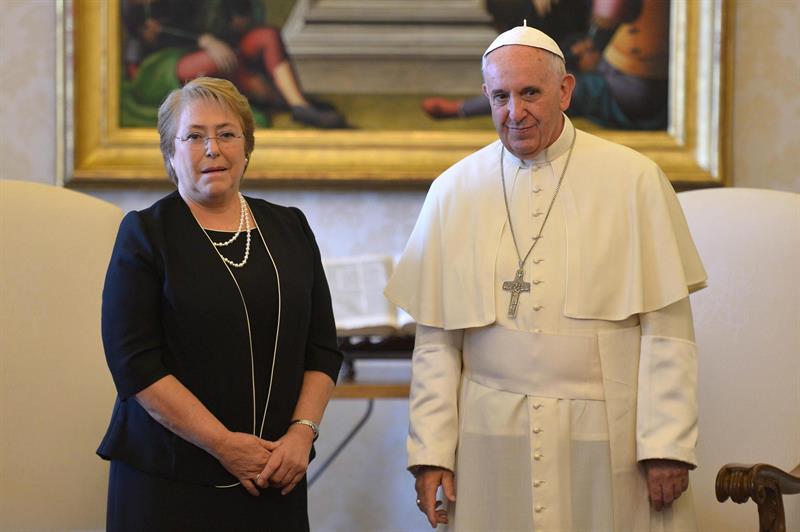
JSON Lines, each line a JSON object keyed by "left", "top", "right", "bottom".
{"left": 385, "top": 24, "right": 707, "bottom": 532}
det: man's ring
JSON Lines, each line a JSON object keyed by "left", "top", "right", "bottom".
{"left": 255, "top": 474, "right": 261, "bottom": 482}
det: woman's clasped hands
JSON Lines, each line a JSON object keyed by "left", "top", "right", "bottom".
{"left": 254, "top": 423, "right": 316, "bottom": 496}
{"left": 214, "top": 424, "right": 315, "bottom": 497}
{"left": 214, "top": 426, "right": 315, "bottom": 497}
{"left": 213, "top": 431, "right": 280, "bottom": 496}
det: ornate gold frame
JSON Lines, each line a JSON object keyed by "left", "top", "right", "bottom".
{"left": 64, "top": 0, "right": 732, "bottom": 187}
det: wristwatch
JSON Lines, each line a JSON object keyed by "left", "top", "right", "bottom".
{"left": 290, "top": 418, "right": 319, "bottom": 441}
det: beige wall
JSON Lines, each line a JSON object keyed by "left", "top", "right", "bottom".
{"left": 732, "top": 0, "right": 799, "bottom": 191}
{"left": 0, "top": 0, "right": 57, "bottom": 186}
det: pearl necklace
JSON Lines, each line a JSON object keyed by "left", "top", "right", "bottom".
{"left": 211, "top": 193, "right": 247, "bottom": 247}
{"left": 207, "top": 193, "right": 252, "bottom": 268}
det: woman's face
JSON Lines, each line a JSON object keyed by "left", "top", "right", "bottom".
{"left": 170, "top": 99, "right": 247, "bottom": 206}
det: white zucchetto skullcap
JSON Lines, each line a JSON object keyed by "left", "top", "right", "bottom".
{"left": 483, "top": 23, "right": 564, "bottom": 60}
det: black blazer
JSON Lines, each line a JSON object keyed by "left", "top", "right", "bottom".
{"left": 97, "top": 192, "right": 342, "bottom": 486}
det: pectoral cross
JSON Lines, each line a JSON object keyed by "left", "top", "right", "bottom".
{"left": 502, "top": 268, "right": 531, "bottom": 319}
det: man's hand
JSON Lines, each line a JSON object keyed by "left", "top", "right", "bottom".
{"left": 642, "top": 459, "right": 690, "bottom": 511}
{"left": 414, "top": 466, "right": 456, "bottom": 528}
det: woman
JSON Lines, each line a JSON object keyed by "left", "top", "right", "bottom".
{"left": 97, "top": 77, "right": 342, "bottom": 531}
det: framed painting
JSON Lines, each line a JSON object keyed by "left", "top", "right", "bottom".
{"left": 60, "top": 0, "right": 732, "bottom": 187}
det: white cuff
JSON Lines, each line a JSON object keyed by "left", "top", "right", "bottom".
{"left": 636, "top": 335, "right": 699, "bottom": 466}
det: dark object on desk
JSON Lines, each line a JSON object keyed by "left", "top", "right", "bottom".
{"left": 337, "top": 335, "right": 414, "bottom": 379}
{"left": 716, "top": 462, "right": 800, "bottom": 532}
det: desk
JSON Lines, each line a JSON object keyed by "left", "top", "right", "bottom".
{"left": 333, "top": 336, "right": 412, "bottom": 399}
{"left": 310, "top": 340, "right": 412, "bottom": 485}
{"left": 333, "top": 377, "right": 410, "bottom": 399}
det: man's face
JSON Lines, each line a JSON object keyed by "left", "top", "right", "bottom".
{"left": 482, "top": 46, "right": 575, "bottom": 160}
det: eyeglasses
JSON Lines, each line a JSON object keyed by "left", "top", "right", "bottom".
{"left": 175, "top": 131, "right": 244, "bottom": 148}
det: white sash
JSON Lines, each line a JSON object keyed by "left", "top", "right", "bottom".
{"left": 462, "top": 325, "right": 604, "bottom": 400}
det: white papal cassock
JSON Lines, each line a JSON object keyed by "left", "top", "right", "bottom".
{"left": 385, "top": 117, "right": 707, "bottom": 531}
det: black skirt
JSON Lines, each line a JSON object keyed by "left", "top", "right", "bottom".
{"left": 107, "top": 460, "right": 309, "bottom": 532}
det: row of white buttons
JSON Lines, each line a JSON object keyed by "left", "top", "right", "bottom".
{"left": 530, "top": 255, "right": 544, "bottom": 312}
{"left": 530, "top": 165, "right": 548, "bottom": 319}
{"left": 532, "top": 400, "right": 546, "bottom": 517}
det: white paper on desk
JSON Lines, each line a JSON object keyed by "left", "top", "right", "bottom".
{"left": 323, "top": 255, "right": 414, "bottom": 336}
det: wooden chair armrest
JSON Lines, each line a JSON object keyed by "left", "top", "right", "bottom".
{"left": 716, "top": 463, "right": 800, "bottom": 532}
{"left": 717, "top": 463, "right": 800, "bottom": 502}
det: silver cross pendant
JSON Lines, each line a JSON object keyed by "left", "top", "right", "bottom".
{"left": 502, "top": 268, "right": 531, "bottom": 319}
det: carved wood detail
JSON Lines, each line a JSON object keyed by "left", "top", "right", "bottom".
{"left": 716, "top": 463, "right": 800, "bottom": 532}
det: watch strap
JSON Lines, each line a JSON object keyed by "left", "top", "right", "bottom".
{"left": 290, "top": 418, "right": 319, "bottom": 441}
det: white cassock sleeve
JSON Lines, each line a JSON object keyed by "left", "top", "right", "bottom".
{"left": 407, "top": 324, "right": 464, "bottom": 472}
{"left": 636, "top": 297, "right": 699, "bottom": 467}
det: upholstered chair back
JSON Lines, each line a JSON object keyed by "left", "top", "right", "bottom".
{"left": 679, "top": 188, "right": 800, "bottom": 532}
{"left": 0, "top": 180, "right": 122, "bottom": 529}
